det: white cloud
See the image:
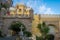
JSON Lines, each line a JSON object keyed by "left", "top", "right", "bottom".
{"left": 39, "top": 5, "right": 55, "bottom": 14}
{"left": 26, "top": 0, "right": 37, "bottom": 8}
{"left": 39, "top": 5, "right": 46, "bottom": 13}
{"left": 45, "top": 8, "right": 53, "bottom": 14}
{"left": 26, "top": 0, "right": 58, "bottom": 14}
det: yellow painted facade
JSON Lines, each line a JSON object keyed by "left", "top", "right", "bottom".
{"left": 32, "top": 14, "right": 42, "bottom": 36}
{"left": 9, "top": 4, "right": 32, "bottom": 17}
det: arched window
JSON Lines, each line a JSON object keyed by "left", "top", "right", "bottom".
{"left": 19, "top": 9, "right": 21, "bottom": 12}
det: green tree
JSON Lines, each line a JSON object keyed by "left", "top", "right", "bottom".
{"left": 0, "top": 3, "right": 9, "bottom": 11}
{"left": 0, "top": 3, "right": 2, "bottom": 11}
{"left": 38, "top": 22, "right": 49, "bottom": 35}
{"left": 0, "top": 30, "right": 2, "bottom": 37}
{"left": 9, "top": 21, "right": 26, "bottom": 35}
{"left": 0, "top": 30, "right": 4, "bottom": 37}
{"left": 9, "top": 21, "right": 32, "bottom": 37}
{"left": 37, "top": 22, "right": 50, "bottom": 40}
{"left": 36, "top": 36, "right": 44, "bottom": 40}
{"left": 23, "top": 31, "right": 32, "bottom": 37}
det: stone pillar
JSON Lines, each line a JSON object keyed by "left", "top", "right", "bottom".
{"left": 32, "top": 34, "right": 36, "bottom": 40}
{"left": 55, "top": 21, "right": 60, "bottom": 40}
{"left": 59, "top": 21, "right": 60, "bottom": 32}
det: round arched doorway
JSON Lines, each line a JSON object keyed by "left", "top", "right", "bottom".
{"left": 9, "top": 21, "right": 26, "bottom": 36}
{"left": 48, "top": 24, "right": 56, "bottom": 35}
{"left": 48, "top": 24, "right": 58, "bottom": 40}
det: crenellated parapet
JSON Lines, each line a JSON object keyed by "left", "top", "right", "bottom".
{"left": 0, "top": 4, "right": 33, "bottom": 19}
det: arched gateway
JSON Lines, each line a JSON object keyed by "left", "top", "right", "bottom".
{"left": 2, "top": 17, "right": 32, "bottom": 36}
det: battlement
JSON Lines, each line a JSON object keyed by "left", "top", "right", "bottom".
{"left": 0, "top": 4, "right": 33, "bottom": 19}
{"left": 0, "top": 14, "right": 31, "bottom": 19}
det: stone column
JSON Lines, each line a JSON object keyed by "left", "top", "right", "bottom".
{"left": 55, "top": 21, "right": 60, "bottom": 40}
{"left": 32, "top": 34, "right": 36, "bottom": 40}
{"left": 59, "top": 21, "right": 60, "bottom": 32}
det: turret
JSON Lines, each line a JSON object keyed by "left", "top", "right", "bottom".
{"left": 9, "top": 7, "right": 16, "bottom": 16}
{"left": 26, "top": 7, "right": 33, "bottom": 19}
{"left": 16, "top": 3, "right": 26, "bottom": 16}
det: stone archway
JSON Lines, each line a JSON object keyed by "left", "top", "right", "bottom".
{"left": 48, "top": 24, "right": 57, "bottom": 40}
{"left": 48, "top": 24, "right": 56, "bottom": 35}
{"left": 2, "top": 18, "right": 32, "bottom": 36}
{"left": 9, "top": 21, "right": 26, "bottom": 36}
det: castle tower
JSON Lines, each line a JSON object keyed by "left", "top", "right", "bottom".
{"left": 15, "top": 4, "right": 33, "bottom": 18}
{"left": 16, "top": 4, "right": 26, "bottom": 16}
{"left": 9, "top": 7, "right": 16, "bottom": 16}
{"left": 26, "top": 7, "right": 33, "bottom": 19}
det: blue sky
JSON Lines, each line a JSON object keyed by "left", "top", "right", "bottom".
{"left": 13, "top": 0, "right": 60, "bottom": 14}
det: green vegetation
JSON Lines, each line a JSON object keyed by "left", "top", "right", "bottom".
{"left": 0, "top": 3, "right": 9, "bottom": 11}
{"left": 0, "top": 30, "right": 4, "bottom": 37}
{"left": 36, "top": 22, "right": 55, "bottom": 40}
{"left": 38, "top": 22, "right": 49, "bottom": 36}
{"left": 9, "top": 21, "right": 26, "bottom": 34}
{"left": 0, "top": 30, "right": 2, "bottom": 37}
{"left": 23, "top": 31, "right": 32, "bottom": 37}
{"left": 9, "top": 21, "right": 32, "bottom": 37}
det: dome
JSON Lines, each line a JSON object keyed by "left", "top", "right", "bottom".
{"left": 9, "top": 7, "right": 16, "bottom": 11}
